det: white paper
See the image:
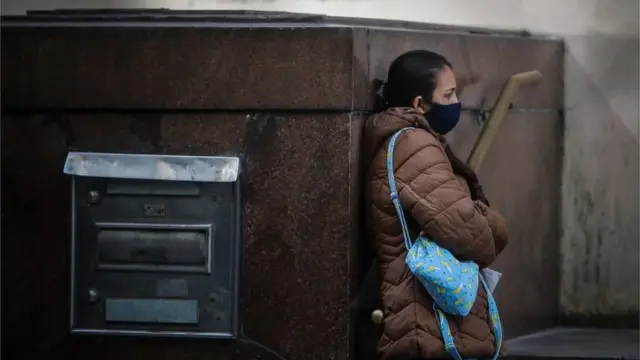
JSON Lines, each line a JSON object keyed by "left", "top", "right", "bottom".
{"left": 481, "top": 268, "right": 502, "bottom": 293}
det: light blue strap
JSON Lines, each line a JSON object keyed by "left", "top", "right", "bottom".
{"left": 435, "top": 276, "right": 503, "bottom": 360}
{"left": 386, "top": 127, "right": 416, "bottom": 251}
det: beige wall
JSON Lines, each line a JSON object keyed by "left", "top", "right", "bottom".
{"left": 3, "top": 0, "right": 639, "bottom": 317}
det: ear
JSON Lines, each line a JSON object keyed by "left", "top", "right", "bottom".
{"left": 412, "top": 96, "right": 428, "bottom": 114}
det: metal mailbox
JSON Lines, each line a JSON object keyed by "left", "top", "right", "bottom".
{"left": 64, "top": 152, "right": 241, "bottom": 339}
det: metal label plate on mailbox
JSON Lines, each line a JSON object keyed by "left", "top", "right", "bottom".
{"left": 65, "top": 152, "right": 241, "bottom": 339}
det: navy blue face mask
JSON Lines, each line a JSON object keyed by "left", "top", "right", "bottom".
{"left": 425, "top": 102, "right": 462, "bottom": 135}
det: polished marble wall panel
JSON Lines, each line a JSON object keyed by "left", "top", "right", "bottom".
{"left": 1, "top": 113, "right": 361, "bottom": 360}
{"left": 1, "top": 27, "right": 356, "bottom": 110}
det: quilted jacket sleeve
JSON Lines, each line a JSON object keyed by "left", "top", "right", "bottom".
{"left": 394, "top": 130, "right": 498, "bottom": 268}
{"left": 483, "top": 204, "right": 509, "bottom": 256}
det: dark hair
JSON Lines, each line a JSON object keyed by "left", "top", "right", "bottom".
{"left": 375, "top": 50, "right": 452, "bottom": 110}
{"left": 375, "top": 50, "right": 490, "bottom": 206}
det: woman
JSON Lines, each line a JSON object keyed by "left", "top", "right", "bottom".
{"left": 362, "top": 50, "right": 509, "bottom": 359}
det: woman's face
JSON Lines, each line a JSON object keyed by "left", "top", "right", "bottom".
{"left": 431, "top": 66, "right": 458, "bottom": 105}
{"left": 412, "top": 65, "right": 459, "bottom": 112}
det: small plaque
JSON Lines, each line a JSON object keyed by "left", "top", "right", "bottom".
{"left": 105, "top": 299, "right": 199, "bottom": 325}
{"left": 143, "top": 203, "right": 166, "bottom": 217}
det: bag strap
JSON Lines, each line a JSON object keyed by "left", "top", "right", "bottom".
{"left": 386, "top": 127, "right": 416, "bottom": 251}
{"left": 386, "top": 129, "right": 503, "bottom": 360}
{"left": 435, "top": 276, "right": 503, "bottom": 360}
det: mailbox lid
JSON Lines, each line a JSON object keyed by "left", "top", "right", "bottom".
{"left": 63, "top": 152, "right": 240, "bottom": 182}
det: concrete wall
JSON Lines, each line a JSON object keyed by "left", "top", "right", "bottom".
{"left": 561, "top": 13, "right": 639, "bottom": 321}
{"left": 3, "top": 0, "right": 638, "bottom": 320}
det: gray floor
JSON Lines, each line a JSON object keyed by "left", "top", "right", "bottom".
{"left": 506, "top": 327, "right": 639, "bottom": 359}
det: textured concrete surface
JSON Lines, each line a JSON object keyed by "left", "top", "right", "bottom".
{"left": 561, "top": 31, "right": 640, "bottom": 321}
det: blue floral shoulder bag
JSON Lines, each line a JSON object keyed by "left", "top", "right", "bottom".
{"left": 386, "top": 127, "right": 503, "bottom": 360}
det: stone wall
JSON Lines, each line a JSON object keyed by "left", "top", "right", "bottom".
{"left": 1, "top": 19, "right": 564, "bottom": 359}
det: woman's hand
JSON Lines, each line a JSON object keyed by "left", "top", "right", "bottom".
{"left": 469, "top": 181, "right": 490, "bottom": 207}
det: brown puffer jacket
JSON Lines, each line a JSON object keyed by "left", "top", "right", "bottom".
{"left": 362, "top": 107, "right": 509, "bottom": 360}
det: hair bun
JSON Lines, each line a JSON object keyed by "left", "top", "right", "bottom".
{"left": 373, "top": 78, "right": 389, "bottom": 111}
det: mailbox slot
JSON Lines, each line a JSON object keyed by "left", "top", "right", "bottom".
{"left": 95, "top": 223, "right": 213, "bottom": 273}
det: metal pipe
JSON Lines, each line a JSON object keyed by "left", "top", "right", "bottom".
{"left": 466, "top": 70, "right": 542, "bottom": 171}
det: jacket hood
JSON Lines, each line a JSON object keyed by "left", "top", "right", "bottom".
{"left": 361, "top": 107, "right": 438, "bottom": 169}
